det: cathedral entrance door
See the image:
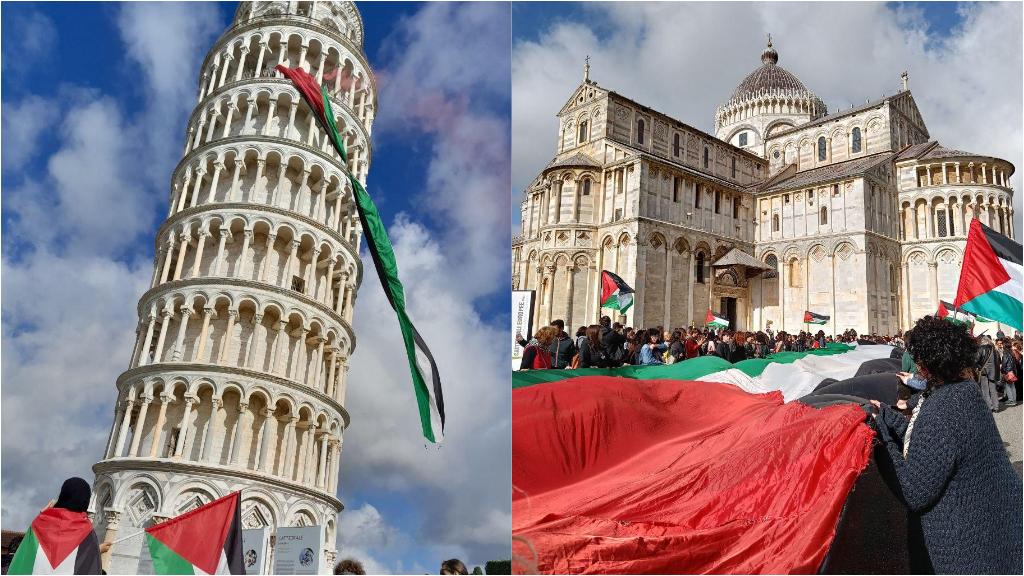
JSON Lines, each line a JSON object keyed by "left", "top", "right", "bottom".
{"left": 720, "top": 297, "right": 737, "bottom": 331}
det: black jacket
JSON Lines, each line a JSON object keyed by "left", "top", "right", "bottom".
{"left": 550, "top": 332, "right": 577, "bottom": 369}
{"left": 875, "top": 380, "right": 1023, "bottom": 573}
{"left": 600, "top": 327, "right": 626, "bottom": 363}
{"left": 579, "top": 339, "right": 610, "bottom": 368}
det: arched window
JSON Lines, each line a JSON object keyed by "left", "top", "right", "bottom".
{"left": 851, "top": 127, "right": 862, "bottom": 153}
{"left": 936, "top": 209, "right": 947, "bottom": 237}
{"left": 789, "top": 258, "right": 801, "bottom": 287}
{"left": 694, "top": 184, "right": 702, "bottom": 208}
{"left": 772, "top": 214, "right": 780, "bottom": 232}
{"left": 731, "top": 157, "right": 737, "bottom": 178}
{"left": 581, "top": 179, "right": 591, "bottom": 196}
{"left": 636, "top": 119, "right": 645, "bottom": 144}
{"left": 695, "top": 252, "right": 706, "bottom": 283}
{"left": 817, "top": 137, "right": 827, "bottom": 161}
{"left": 577, "top": 120, "right": 589, "bottom": 144}
{"left": 673, "top": 133, "right": 681, "bottom": 157}
{"left": 714, "top": 190, "right": 721, "bottom": 213}
{"left": 672, "top": 176, "right": 680, "bottom": 202}
{"left": 738, "top": 132, "right": 748, "bottom": 147}
{"left": 703, "top": 147, "right": 710, "bottom": 169}
{"left": 820, "top": 207, "right": 828, "bottom": 225}
{"left": 763, "top": 254, "right": 778, "bottom": 279}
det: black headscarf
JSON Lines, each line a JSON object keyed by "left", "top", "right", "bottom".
{"left": 54, "top": 477, "right": 91, "bottom": 513}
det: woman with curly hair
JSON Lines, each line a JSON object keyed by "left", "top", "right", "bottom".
{"left": 870, "top": 316, "right": 1022, "bottom": 574}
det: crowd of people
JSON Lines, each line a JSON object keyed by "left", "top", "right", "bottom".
{"left": 516, "top": 318, "right": 1024, "bottom": 411}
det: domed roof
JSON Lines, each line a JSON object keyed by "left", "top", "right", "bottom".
{"left": 729, "top": 37, "right": 817, "bottom": 103}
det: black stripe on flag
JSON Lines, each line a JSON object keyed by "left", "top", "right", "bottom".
{"left": 603, "top": 270, "right": 635, "bottom": 294}
{"left": 980, "top": 220, "right": 1023, "bottom": 266}
{"left": 223, "top": 493, "right": 244, "bottom": 575}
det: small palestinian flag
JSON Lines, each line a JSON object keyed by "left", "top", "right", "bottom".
{"left": 804, "top": 311, "right": 829, "bottom": 325}
{"left": 7, "top": 508, "right": 100, "bottom": 574}
{"left": 954, "top": 219, "right": 1023, "bottom": 330}
{"left": 705, "top": 310, "right": 729, "bottom": 329}
{"left": 278, "top": 64, "right": 445, "bottom": 442}
{"left": 600, "top": 270, "right": 634, "bottom": 313}
{"left": 936, "top": 301, "right": 974, "bottom": 326}
{"left": 146, "top": 492, "right": 243, "bottom": 575}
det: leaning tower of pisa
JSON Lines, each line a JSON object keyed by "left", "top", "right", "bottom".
{"left": 90, "top": 2, "right": 374, "bottom": 573}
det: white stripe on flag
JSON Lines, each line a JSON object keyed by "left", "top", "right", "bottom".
{"left": 414, "top": 345, "right": 443, "bottom": 442}
{"left": 33, "top": 545, "right": 77, "bottom": 575}
{"left": 993, "top": 258, "right": 1024, "bottom": 300}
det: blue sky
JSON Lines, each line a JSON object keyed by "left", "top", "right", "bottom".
{"left": 2, "top": 2, "right": 510, "bottom": 573}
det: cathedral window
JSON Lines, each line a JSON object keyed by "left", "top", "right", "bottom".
{"left": 695, "top": 184, "right": 702, "bottom": 208}
{"left": 772, "top": 214, "right": 780, "bottom": 232}
{"left": 738, "top": 132, "right": 748, "bottom": 147}
{"left": 578, "top": 120, "right": 589, "bottom": 144}
{"left": 673, "top": 177, "right": 681, "bottom": 202}
{"left": 695, "top": 253, "right": 706, "bottom": 283}
{"left": 832, "top": 184, "right": 840, "bottom": 197}
{"left": 936, "top": 210, "right": 947, "bottom": 237}
{"left": 703, "top": 147, "right": 710, "bottom": 169}
{"left": 731, "top": 158, "right": 737, "bottom": 178}
{"left": 291, "top": 275, "right": 305, "bottom": 293}
{"left": 637, "top": 119, "right": 645, "bottom": 145}
{"left": 820, "top": 207, "right": 828, "bottom": 225}
{"left": 582, "top": 179, "right": 591, "bottom": 196}
{"left": 673, "top": 133, "right": 681, "bottom": 157}
{"left": 851, "top": 128, "right": 862, "bottom": 153}
{"left": 773, "top": 149, "right": 780, "bottom": 160}
{"left": 764, "top": 255, "right": 778, "bottom": 279}
{"left": 784, "top": 194, "right": 790, "bottom": 204}
{"left": 789, "top": 259, "right": 801, "bottom": 287}
{"left": 614, "top": 208, "right": 623, "bottom": 221}
{"left": 733, "top": 197, "right": 740, "bottom": 219}
{"left": 817, "top": 137, "right": 827, "bottom": 161}
{"left": 714, "top": 190, "right": 721, "bottom": 213}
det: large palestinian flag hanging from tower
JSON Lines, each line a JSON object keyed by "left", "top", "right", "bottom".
{"left": 954, "top": 219, "right": 1023, "bottom": 330}
{"left": 145, "top": 492, "right": 243, "bottom": 575}
{"left": 277, "top": 65, "right": 445, "bottom": 442}
{"left": 600, "top": 270, "right": 634, "bottom": 313}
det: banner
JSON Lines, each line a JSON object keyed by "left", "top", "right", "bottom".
{"left": 272, "top": 526, "right": 322, "bottom": 575}
{"left": 242, "top": 527, "right": 270, "bottom": 575}
{"left": 512, "top": 290, "right": 536, "bottom": 369}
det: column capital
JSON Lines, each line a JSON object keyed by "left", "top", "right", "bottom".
{"left": 211, "top": 398, "right": 223, "bottom": 409}
{"left": 243, "top": 228, "right": 254, "bottom": 239}
{"left": 179, "top": 308, "right": 194, "bottom": 318}
{"left": 288, "top": 415, "right": 300, "bottom": 425}
{"left": 290, "top": 239, "right": 301, "bottom": 249}
{"left": 139, "top": 395, "right": 154, "bottom": 405}
{"left": 161, "top": 308, "right": 174, "bottom": 318}
{"left": 252, "top": 313, "right": 264, "bottom": 324}
{"left": 239, "top": 46, "right": 250, "bottom": 55}
{"left": 104, "top": 509, "right": 122, "bottom": 528}
{"left": 260, "top": 407, "right": 273, "bottom": 418}
{"left": 227, "top": 308, "right": 239, "bottom": 319}
{"left": 276, "top": 319, "right": 288, "bottom": 330}
{"left": 183, "top": 396, "right": 198, "bottom": 406}
{"left": 238, "top": 400, "right": 250, "bottom": 411}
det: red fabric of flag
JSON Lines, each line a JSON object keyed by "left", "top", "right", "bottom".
{"left": 146, "top": 492, "right": 239, "bottom": 575}
{"left": 276, "top": 65, "right": 327, "bottom": 122}
{"left": 512, "top": 378, "right": 874, "bottom": 574}
{"left": 31, "top": 508, "right": 94, "bottom": 568}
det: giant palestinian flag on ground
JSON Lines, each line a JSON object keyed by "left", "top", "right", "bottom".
{"left": 277, "top": 65, "right": 444, "bottom": 442}
{"left": 600, "top": 270, "right": 634, "bottom": 313}
{"left": 512, "top": 378, "right": 875, "bottom": 573}
{"left": 7, "top": 508, "right": 101, "bottom": 574}
{"left": 955, "top": 219, "right": 1023, "bottom": 330}
{"left": 512, "top": 342, "right": 895, "bottom": 402}
{"left": 146, "top": 492, "right": 243, "bottom": 575}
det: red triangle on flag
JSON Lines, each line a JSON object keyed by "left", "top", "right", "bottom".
{"left": 955, "top": 219, "right": 1011, "bottom": 306}
{"left": 31, "top": 508, "right": 94, "bottom": 569}
{"left": 146, "top": 492, "right": 239, "bottom": 575}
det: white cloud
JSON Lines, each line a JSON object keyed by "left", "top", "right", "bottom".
{"left": 512, "top": 2, "right": 1023, "bottom": 233}
{"left": 0, "top": 10, "right": 56, "bottom": 77}
{"left": 1, "top": 96, "right": 58, "bottom": 170}
{"left": 373, "top": 2, "right": 511, "bottom": 301}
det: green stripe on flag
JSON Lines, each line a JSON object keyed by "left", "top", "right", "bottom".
{"left": 511, "top": 343, "right": 855, "bottom": 388}
{"left": 961, "top": 289, "right": 1024, "bottom": 330}
{"left": 6, "top": 527, "right": 38, "bottom": 575}
{"left": 147, "top": 533, "right": 197, "bottom": 575}
{"left": 321, "top": 86, "right": 346, "bottom": 164}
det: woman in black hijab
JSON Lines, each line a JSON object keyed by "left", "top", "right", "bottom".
{"left": 9, "top": 477, "right": 106, "bottom": 574}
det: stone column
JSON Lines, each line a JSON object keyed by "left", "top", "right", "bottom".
{"left": 189, "top": 167, "right": 206, "bottom": 209}
{"left": 204, "top": 398, "right": 222, "bottom": 464}
{"left": 229, "top": 401, "right": 249, "bottom": 466}
{"left": 254, "top": 43, "right": 266, "bottom": 76}
{"left": 544, "top": 265, "right": 555, "bottom": 322}
{"left": 195, "top": 307, "right": 215, "bottom": 362}
{"left": 296, "top": 425, "right": 311, "bottom": 484}
{"left": 311, "top": 336, "right": 326, "bottom": 390}
{"left": 172, "top": 234, "right": 191, "bottom": 281}
{"left": 335, "top": 272, "right": 349, "bottom": 315}
{"left": 190, "top": 230, "right": 209, "bottom": 278}
{"left": 174, "top": 397, "right": 196, "bottom": 458}
{"left": 324, "top": 258, "right": 336, "bottom": 306}
{"left": 100, "top": 510, "right": 121, "bottom": 572}
{"left": 552, "top": 180, "right": 563, "bottom": 223}
{"left": 564, "top": 264, "right": 575, "bottom": 329}
{"left": 136, "top": 314, "right": 157, "bottom": 366}
{"left": 325, "top": 348, "right": 338, "bottom": 397}
{"left": 315, "top": 51, "right": 327, "bottom": 83}
{"left": 284, "top": 240, "right": 300, "bottom": 288}
{"left": 928, "top": 262, "right": 939, "bottom": 305}
{"left": 259, "top": 233, "right": 276, "bottom": 282}
{"left": 261, "top": 98, "right": 278, "bottom": 136}
{"left": 317, "top": 434, "right": 329, "bottom": 488}
{"left": 148, "top": 394, "right": 171, "bottom": 458}
{"left": 291, "top": 327, "right": 309, "bottom": 381}
{"left": 152, "top": 309, "right": 176, "bottom": 364}
{"left": 298, "top": 43, "right": 309, "bottom": 72}
{"left": 245, "top": 313, "right": 263, "bottom": 369}
{"left": 237, "top": 229, "right": 253, "bottom": 279}
{"left": 304, "top": 248, "right": 319, "bottom": 296}
{"left": 306, "top": 428, "right": 319, "bottom": 485}
{"left": 242, "top": 98, "right": 256, "bottom": 136}
{"left": 218, "top": 54, "right": 232, "bottom": 87}
{"left": 218, "top": 309, "right": 238, "bottom": 366}
{"left": 104, "top": 404, "right": 124, "bottom": 459}
{"left": 214, "top": 229, "right": 230, "bottom": 276}
{"left": 160, "top": 235, "right": 177, "bottom": 284}
{"left": 128, "top": 396, "right": 152, "bottom": 457}
{"left": 229, "top": 159, "right": 243, "bottom": 202}
{"left": 273, "top": 320, "right": 289, "bottom": 376}
{"left": 329, "top": 439, "right": 342, "bottom": 493}
{"left": 283, "top": 416, "right": 298, "bottom": 478}
{"left": 284, "top": 101, "right": 298, "bottom": 139}
{"left": 258, "top": 409, "right": 275, "bottom": 474}
{"left": 171, "top": 307, "right": 193, "bottom": 361}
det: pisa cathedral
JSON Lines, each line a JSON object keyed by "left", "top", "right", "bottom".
{"left": 89, "top": 2, "right": 372, "bottom": 572}
{"left": 512, "top": 40, "right": 1016, "bottom": 336}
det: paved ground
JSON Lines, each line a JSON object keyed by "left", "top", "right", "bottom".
{"left": 994, "top": 402, "right": 1023, "bottom": 477}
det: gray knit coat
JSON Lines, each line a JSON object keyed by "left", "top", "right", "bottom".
{"left": 876, "top": 379, "right": 1023, "bottom": 574}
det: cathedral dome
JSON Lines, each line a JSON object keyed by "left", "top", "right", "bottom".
{"left": 729, "top": 38, "right": 816, "bottom": 103}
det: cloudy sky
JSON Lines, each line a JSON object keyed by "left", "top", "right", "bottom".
{"left": 1, "top": 2, "right": 510, "bottom": 573}
{"left": 511, "top": 1, "right": 1023, "bottom": 234}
